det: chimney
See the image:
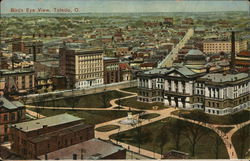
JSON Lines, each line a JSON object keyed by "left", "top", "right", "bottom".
{"left": 230, "top": 31, "right": 235, "bottom": 71}
{"left": 11, "top": 56, "right": 14, "bottom": 70}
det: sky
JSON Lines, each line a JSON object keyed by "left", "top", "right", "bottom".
{"left": 1, "top": 0, "right": 249, "bottom": 14}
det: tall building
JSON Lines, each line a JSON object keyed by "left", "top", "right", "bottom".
{"left": 137, "top": 66, "right": 250, "bottom": 115}
{"left": 59, "top": 46, "right": 104, "bottom": 89}
{"left": 203, "top": 39, "right": 247, "bottom": 54}
{"left": 103, "top": 57, "right": 121, "bottom": 84}
{"left": 0, "top": 97, "right": 26, "bottom": 143}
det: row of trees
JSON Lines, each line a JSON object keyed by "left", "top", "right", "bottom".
{"left": 116, "top": 118, "right": 225, "bottom": 159}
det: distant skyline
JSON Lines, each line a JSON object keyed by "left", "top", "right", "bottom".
{"left": 1, "top": 0, "right": 249, "bottom": 14}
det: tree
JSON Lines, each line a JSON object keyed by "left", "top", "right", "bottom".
{"left": 133, "top": 127, "right": 152, "bottom": 154}
{"left": 156, "top": 125, "right": 169, "bottom": 157}
{"left": 99, "top": 90, "right": 111, "bottom": 108}
{"left": 209, "top": 133, "right": 223, "bottom": 159}
{"left": 236, "top": 126, "right": 249, "bottom": 158}
{"left": 185, "top": 123, "right": 209, "bottom": 157}
{"left": 168, "top": 119, "right": 184, "bottom": 151}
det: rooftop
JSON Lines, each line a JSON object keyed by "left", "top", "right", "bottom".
{"left": 38, "top": 138, "right": 125, "bottom": 160}
{"left": 143, "top": 66, "right": 197, "bottom": 77}
{"left": 0, "top": 97, "right": 24, "bottom": 110}
{"left": 186, "top": 49, "right": 205, "bottom": 56}
{"left": 12, "top": 113, "right": 82, "bottom": 132}
{"left": 29, "top": 123, "right": 92, "bottom": 143}
{"left": 201, "top": 73, "right": 249, "bottom": 83}
{"left": 0, "top": 68, "right": 34, "bottom": 75}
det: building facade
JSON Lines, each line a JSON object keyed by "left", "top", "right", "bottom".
{"left": 198, "top": 73, "right": 250, "bottom": 115}
{"left": 59, "top": 47, "right": 104, "bottom": 89}
{"left": 103, "top": 57, "right": 121, "bottom": 84}
{"left": 137, "top": 66, "right": 250, "bottom": 115}
{"left": 203, "top": 40, "right": 247, "bottom": 54}
{"left": 0, "top": 69, "right": 35, "bottom": 95}
{"left": 10, "top": 114, "right": 95, "bottom": 159}
{"left": 0, "top": 97, "right": 26, "bottom": 143}
{"left": 12, "top": 38, "right": 43, "bottom": 56}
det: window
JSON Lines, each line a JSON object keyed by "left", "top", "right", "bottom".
{"left": 4, "top": 114, "right": 8, "bottom": 121}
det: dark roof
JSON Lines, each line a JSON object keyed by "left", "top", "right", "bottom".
{"left": 29, "top": 123, "right": 92, "bottom": 143}
{"left": 38, "top": 138, "right": 125, "bottom": 160}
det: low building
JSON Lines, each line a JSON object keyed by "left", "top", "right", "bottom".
{"left": 235, "top": 50, "right": 250, "bottom": 73}
{"left": 137, "top": 66, "right": 250, "bottom": 115}
{"left": 38, "top": 138, "right": 126, "bottom": 160}
{"left": 0, "top": 69, "right": 35, "bottom": 96}
{"left": 10, "top": 113, "right": 95, "bottom": 159}
{"left": 103, "top": 57, "right": 121, "bottom": 84}
{"left": 0, "top": 97, "right": 26, "bottom": 143}
{"left": 119, "top": 63, "right": 133, "bottom": 81}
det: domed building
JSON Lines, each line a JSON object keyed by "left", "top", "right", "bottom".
{"left": 184, "top": 49, "right": 208, "bottom": 73}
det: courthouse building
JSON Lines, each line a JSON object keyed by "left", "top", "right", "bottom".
{"left": 137, "top": 66, "right": 250, "bottom": 115}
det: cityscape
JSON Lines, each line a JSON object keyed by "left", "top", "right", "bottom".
{"left": 0, "top": 0, "right": 249, "bottom": 160}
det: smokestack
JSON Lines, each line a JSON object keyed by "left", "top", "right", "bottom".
{"left": 230, "top": 31, "right": 235, "bottom": 71}
{"left": 11, "top": 55, "right": 14, "bottom": 70}
{"left": 33, "top": 42, "right": 37, "bottom": 62}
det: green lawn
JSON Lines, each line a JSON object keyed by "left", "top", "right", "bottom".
{"left": 172, "top": 110, "right": 250, "bottom": 125}
{"left": 110, "top": 118, "right": 229, "bottom": 159}
{"left": 32, "top": 90, "right": 131, "bottom": 108}
{"left": 95, "top": 125, "right": 120, "bottom": 132}
{"left": 139, "top": 113, "right": 160, "bottom": 120}
{"left": 29, "top": 108, "right": 141, "bottom": 125}
{"left": 121, "top": 87, "right": 138, "bottom": 93}
{"left": 117, "top": 97, "right": 167, "bottom": 110}
{"left": 232, "top": 125, "right": 250, "bottom": 159}
{"left": 217, "top": 127, "right": 234, "bottom": 133}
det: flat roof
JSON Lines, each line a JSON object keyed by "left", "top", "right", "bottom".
{"left": 38, "top": 138, "right": 125, "bottom": 160}
{"left": 201, "top": 73, "right": 249, "bottom": 83}
{"left": 29, "top": 123, "right": 92, "bottom": 143}
{"left": 0, "top": 97, "right": 24, "bottom": 110}
{"left": 0, "top": 68, "right": 34, "bottom": 75}
{"left": 12, "top": 113, "right": 82, "bottom": 132}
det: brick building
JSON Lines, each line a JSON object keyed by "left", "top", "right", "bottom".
{"left": 12, "top": 38, "right": 43, "bottom": 58}
{"left": 38, "top": 138, "right": 126, "bottom": 160}
{"left": 203, "top": 39, "right": 247, "bottom": 54}
{"left": 103, "top": 57, "right": 121, "bottom": 84}
{"left": 0, "top": 69, "right": 35, "bottom": 96}
{"left": 0, "top": 97, "right": 26, "bottom": 143}
{"left": 10, "top": 113, "right": 94, "bottom": 159}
